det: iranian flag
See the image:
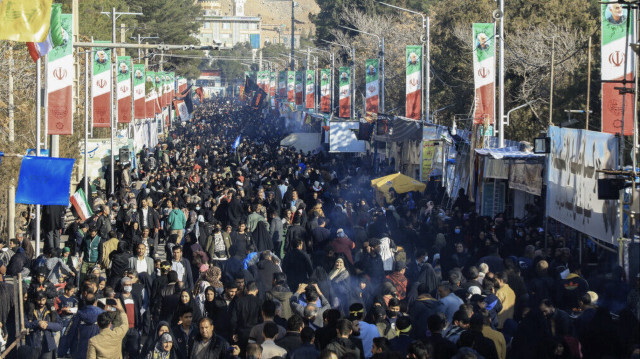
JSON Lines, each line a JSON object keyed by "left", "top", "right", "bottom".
{"left": 169, "top": 72, "right": 175, "bottom": 103}
{"left": 269, "top": 72, "right": 276, "bottom": 97}
{"left": 133, "top": 64, "right": 145, "bottom": 119}
{"left": 116, "top": 56, "right": 131, "bottom": 123}
{"left": 46, "top": 13, "right": 73, "bottom": 135}
{"left": 320, "top": 69, "right": 331, "bottom": 113}
{"left": 602, "top": 4, "right": 635, "bottom": 135}
{"left": 92, "top": 41, "right": 112, "bottom": 128}
{"left": 173, "top": 99, "right": 189, "bottom": 122}
{"left": 177, "top": 77, "right": 188, "bottom": 94}
{"left": 472, "top": 23, "right": 495, "bottom": 125}
{"left": 145, "top": 72, "right": 156, "bottom": 118}
{"left": 154, "top": 73, "right": 162, "bottom": 114}
{"left": 287, "top": 71, "right": 295, "bottom": 102}
{"left": 406, "top": 45, "right": 422, "bottom": 120}
{"left": 70, "top": 188, "right": 93, "bottom": 221}
{"left": 279, "top": 71, "right": 286, "bottom": 98}
{"left": 339, "top": 67, "right": 351, "bottom": 118}
{"left": 305, "top": 70, "right": 315, "bottom": 109}
{"left": 365, "top": 58, "right": 379, "bottom": 115}
{"left": 158, "top": 73, "right": 166, "bottom": 108}
{"left": 295, "top": 71, "right": 304, "bottom": 105}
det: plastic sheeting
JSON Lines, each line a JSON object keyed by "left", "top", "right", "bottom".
{"left": 280, "top": 132, "right": 322, "bottom": 154}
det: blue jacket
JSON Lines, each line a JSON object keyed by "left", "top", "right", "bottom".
{"left": 59, "top": 304, "right": 104, "bottom": 359}
{"left": 25, "top": 307, "right": 63, "bottom": 353}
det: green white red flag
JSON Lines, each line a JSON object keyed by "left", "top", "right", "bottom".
{"left": 92, "top": 41, "right": 112, "bottom": 128}
{"left": 116, "top": 56, "right": 131, "bottom": 123}
{"left": 306, "top": 70, "right": 315, "bottom": 109}
{"left": 601, "top": 4, "right": 635, "bottom": 135}
{"left": 270, "top": 72, "right": 276, "bottom": 97}
{"left": 295, "top": 71, "right": 303, "bottom": 105}
{"left": 472, "top": 23, "right": 495, "bottom": 125}
{"left": 26, "top": 3, "right": 64, "bottom": 62}
{"left": 46, "top": 13, "right": 73, "bottom": 135}
{"left": 365, "top": 58, "right": 379, "bottom": 115}
{"left": 339, "top": 67, "right": 351, "bottom": 118}
{"left": 145, "top": 71, "right": 157, "bottom": 118}
{"left": 287, "top": 71, "right": 295, "bottom": 102}
{"left": 133, "top": 64, "right": 145, "bottom": 119}
{"left": 406, "top": 45, "right": 422, "bottom": 120}
{"left": 70, "top": 188, "right": 92, "bottom": 221}
{"left": 320, "top": 69, "right": 331, "bottom": 113}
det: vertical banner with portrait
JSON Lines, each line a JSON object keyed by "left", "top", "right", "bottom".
{"left": 133, "top": 64, "right": 146, "bottom": 120}
{"left": 306, "top": 69, "right": 315, "bottom": 109}
{"left": 601, "top": 4, "right": 635, "bottom": 135}
{"left": 116, "top": 56, "right": 131, "bottom": 123}
{"left": 270, "top": 72, "right": 277, "bottom": 98}
{"left": 365, "top": 58, "right": 379, "bottom": 115}
{"left": 154, "top": 73, "right": 162, "bottom": 114}
{"left": 278, "top": 71, "right": 286, "bottom": 98}
{"left": 92, "top": 41, "right": 112, "bottom": 128}
{"left": 295, "top": 71, "right": 304, "bottom": 105}
{"left": 320, "top": 69, "right": 331, "bottom": 113}
{"left": 472, "top": 23, "right": 495, "bottom": 125}
{"left": 47, "top": 13, "right": 73, "bottom": 135}
{"left": 406, "top": 45, "right": 422, "bottom": 120}
{"left": 145, "top": 71, "right": 156, "bottom": 119}
{"left": 339, "top": 67, "right": 351, "bottom": 118}
{"left": 287, "top": 71, "right": 295, "bottom": 102}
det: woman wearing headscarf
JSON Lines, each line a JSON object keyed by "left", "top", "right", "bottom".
{"left": 146, "top": 333, "right": 177, "bottom": 359}
{"left": 328, "top": 257, "right": 351, "bottom": 314}
{"left": 171, "top": 290, "right": 198, "bottom": 326}
{"left": 195, "top": 286, "right": 218, "bottom": 322}
{"left": 141, "top": 321, "right": 172, "bottom": 358}
{"left": 251, "top": 220, "right": 273, "bottom": 252}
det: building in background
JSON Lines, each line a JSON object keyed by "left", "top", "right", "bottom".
{"left": 196, "top": 70, "right": 225, "bottom": 97}
{"left": 196, "top": 0, "right": 319, "bottom": 49}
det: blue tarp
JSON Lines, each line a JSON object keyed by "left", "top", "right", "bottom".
{"left": 475, "top": 147, "right": 545, "bottom": 160}
{"left": 16, "top": 156, "right": 75, "bottom": 205}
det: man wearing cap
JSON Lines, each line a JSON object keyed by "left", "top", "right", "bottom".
{"left": 349, "top": 303, "right": 380, "bottom": 359}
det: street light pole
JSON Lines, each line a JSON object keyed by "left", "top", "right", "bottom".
{"left": 378, "top": 2, "right": 429, "bottom": 122}
{"left": 498, "top": 0, "right": 505, "bottom": 147}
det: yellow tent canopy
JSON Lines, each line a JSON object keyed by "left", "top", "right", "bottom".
{"left": 370, "top": 172, "right": 426, "bottom": 205}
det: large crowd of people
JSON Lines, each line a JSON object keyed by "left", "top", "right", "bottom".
{"left": 0, "top": 97, "right": 639, "bottom": 359}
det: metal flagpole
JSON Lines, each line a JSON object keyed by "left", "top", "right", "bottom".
{"left": 35, "top": 58, "right": 42, "bottom": 257}
{"left": 110, "top": 62, "right": 115, "bottom": 195}
{"left": 498, "top": 0, "right": 505, "bottom": 147}
{"left": 44, "top": 55, "right": 48, "bottom": 149}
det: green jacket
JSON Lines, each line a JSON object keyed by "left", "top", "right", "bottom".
{"left": 167, "top": 209, "right": 187, "bottom": 230}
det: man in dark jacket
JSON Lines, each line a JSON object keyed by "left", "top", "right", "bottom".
{"left": 289, "top": 327, "right": 320, "bottom": 359}
{"left": 325, "top": 319, "right": 362, "bottom": 359}
{"left": 281, "top": 239, "right": 313, "bottom": 290}
{"left": 6, "top": 238, "right": 28, "bottom": 276}
{"left": 274, "top": 314, "right": 304, "bottom": 353}
{"left": 59, "top": 291, "right": 105, "bottom": 359}
{"left": 26, "top": 292, "right": 63, "bottom": 358}
{"left": 408, "top": 283, "right": 443, "bottom": 340}
{"left": 457, "top": 314, "right": 499, "bottom": 359}
{"left": 189, "top": 317, "right": 237, "bottom": 359}
{"left": 230, "top": 281, "right": 262, "bottom": 347}
{"left": 42, "top": 204, "right": 65, "bottom": 252}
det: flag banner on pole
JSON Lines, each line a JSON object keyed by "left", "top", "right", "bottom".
{"left": 46, "top": 13, "right": 73, "bottom": 135}
{"left": 601, "top": 4, "right": 635, "bottom": 135}
{"left": 472, "top": 23, "right": 496, "bottom": 125}
{"left": 287, "top": 71, "right": 295, "bottom": 102}
{"left": 165, "top": 73, "right": 172, "bottom": 106}
{"left": 306, "top": 70, "right": 315, "bottom": 109}
{"left": 195, "top": 87, "right": 204, "bottom": 103}
{"left": 145, "top": 71, "right": 157, "bottom": 118}
{"left": 0, "top": 0, "right": 54, "bottom": 42}
{"left": 279, "top": 71, "right": 286, "bottom": 98}
{"left": 157, "top": 73, "right": 165, "bottom": 108}
{"left": 232, "top": 135, "right": 241, "bottom": 151}
{"left": 178, "top": 77, "right": 187, "bottom": 94}
{"left": 270, "top": 72, "right": 277, "bottom": 97}
{"left": 70, "top": 188, "right": 93, "bottom": 220}
{"left": 26, "top": 3, "right": 64, "bottom": 62}
{"left": 16, "top": 156, "right": 75, "bottom": 205}
{"left": 92, "top": 41, "right": 112, "bottom": 128}
{"left": 365, "top": 58, "right": 380, "bottom": 115}
{"left": 295, "top": 71, "right": 304, "bottom": 105}
{"left": 116, "top": 56, "right": 132, "bottom": 123}
{"left": 133, "top": 64, "right": 146, "bottom": 119}
{"left": 320, "top": 69, "right": 331, "bottom": 113}
{"left": 339, "top": 67, "right": 351, "bottom": 118}
{"left": 169, "top": 72, "right": 175, "bottom": 103}
{"left": 257, "top": 71, "right": 264, "bottom": 92}
{"left": 406, "top": 45, "right": 422, "bottom": 120}
{"left": 154, "top": 73, "right": 162, "bottom": 114}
